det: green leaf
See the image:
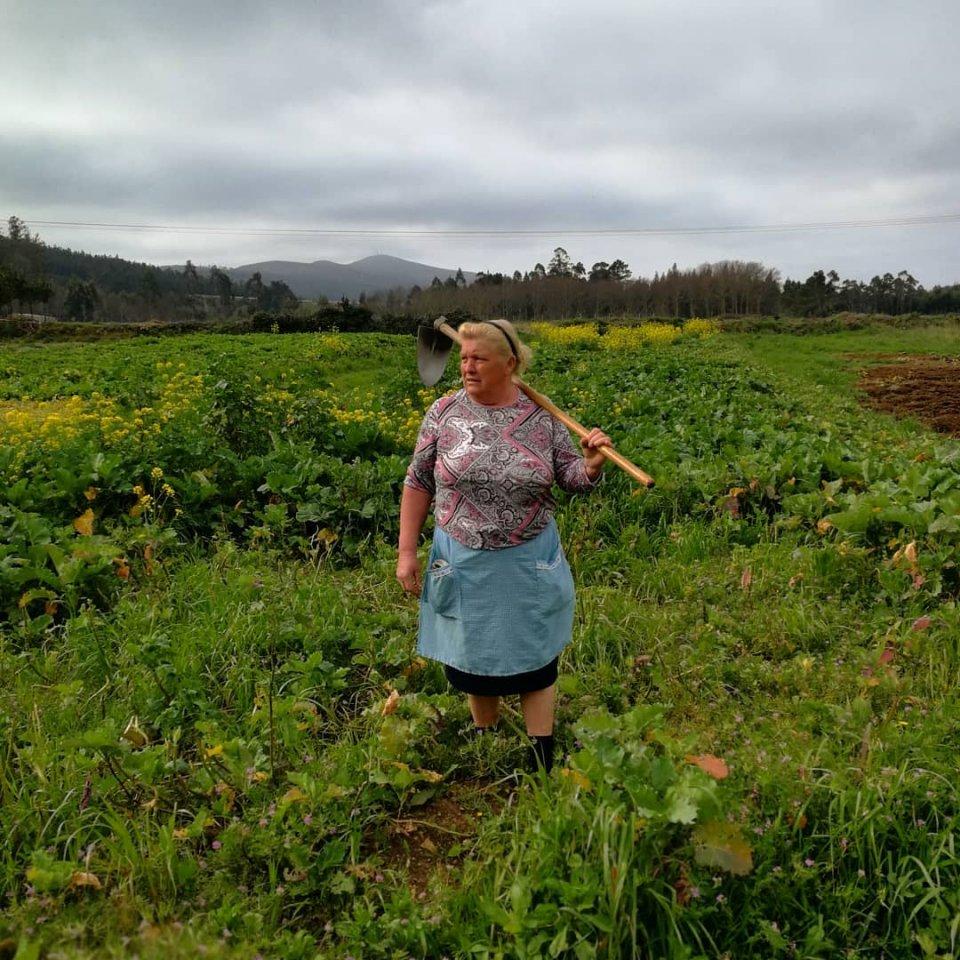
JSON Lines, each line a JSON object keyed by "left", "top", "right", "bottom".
{"left": 549, "top": 927, "right": 569, "bottom": 957}
{"left": 25, "top": 852, "right": 75, "bottom": 893}
{"left": 328, "top": 871, "right": 355, "bottom": 895}
{"left": 665, "top": 787, "right": 699, "bottom": 824}
{"left": 692, "top": 820, "right": 754, "bottom": 875}
{"left": 72, "top": 723, "right": 122, "bottom": 755}
{"left": 929, "top": 513, "right": 960, "bottom": 534}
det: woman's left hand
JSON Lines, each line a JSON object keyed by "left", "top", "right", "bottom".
{"left": 581, "top": 427, "right": 612, "bottom": 477}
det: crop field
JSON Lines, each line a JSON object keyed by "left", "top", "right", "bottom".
{"left": 0, "top": 322, "right": 958, "bottom": 959}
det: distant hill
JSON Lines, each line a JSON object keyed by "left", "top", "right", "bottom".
{"left": 227, "top": 254, "right": 475, "bottom": 299}
{"left": 2, "top": 232, "right": 475, "bottom": 303}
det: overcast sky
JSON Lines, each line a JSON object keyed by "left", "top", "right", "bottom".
{"left": 2, "top": 0, "right": 958, "bottom": 284}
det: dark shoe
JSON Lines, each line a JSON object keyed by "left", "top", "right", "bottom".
{"left": 528, "top": 734, "right": 555, "bottom": 773}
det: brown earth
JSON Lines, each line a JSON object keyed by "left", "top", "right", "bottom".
{"left": 372, "top": 778, "right": 512, "bottom": 899}
{"left": 855, "top": 354, "right": 960, "bottom": 437}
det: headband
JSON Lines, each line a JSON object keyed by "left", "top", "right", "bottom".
{"left": 479, "top": 319, "right": 519, "bottom": 360}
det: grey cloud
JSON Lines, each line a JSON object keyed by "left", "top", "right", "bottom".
{"left": 2, "top": 0, "right": 959, "bottom": 285}
{"left": 2, "top": 123, "right": 736, "bottom": 231}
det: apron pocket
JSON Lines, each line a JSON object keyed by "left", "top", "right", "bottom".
{"left": 535, "top": 551, "right": 575, "bottom": 614}
{"left": 425, "top": 559, "right": 460, "bottom": 618}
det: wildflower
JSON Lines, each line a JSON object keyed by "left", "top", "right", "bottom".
{"left": 715, "top": 893, "right": 726, "bottom": 904}
{"left": 211, "top": 840, "right": 222, "bottom": 850}
{"left": 857, "top": 869, "right": 866, "bottom": 878}
{"left": 804, "top": 858, "right": 815, "bottom": 867}
{"left": 683, "top": 317, "right": 720, "bottom": 338}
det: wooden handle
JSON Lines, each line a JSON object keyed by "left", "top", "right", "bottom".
{"left": 515, "top": 380, "right": 655, "bottom": 487}
{"left": 436, "top": 320, "right": 655, "bottom": 488}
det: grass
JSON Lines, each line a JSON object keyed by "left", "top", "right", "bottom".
{"left": 1, "top": 323, "right": 958, "bottom": 958}
{"left": 723, "top": 325, "right": 960, "bottom": 391}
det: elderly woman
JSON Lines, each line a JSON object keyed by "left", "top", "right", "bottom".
{"left": 396, "top": 319, "right": 609, "bottom": 773}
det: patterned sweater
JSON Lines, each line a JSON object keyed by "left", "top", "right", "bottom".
{"left": 404, "top": 388, "right": 599, "bottom": 550}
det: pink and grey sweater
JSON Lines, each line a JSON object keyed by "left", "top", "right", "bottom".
{"left": 404, "top": 388, "right": 599, "bottom": 550}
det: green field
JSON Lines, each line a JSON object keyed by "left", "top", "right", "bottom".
{"left": 1, "top": 324, "right": 958, "bottom": 959}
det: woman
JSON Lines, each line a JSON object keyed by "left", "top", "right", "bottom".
{"left": 396, "top": 319, "right": 610, "bottom": 772}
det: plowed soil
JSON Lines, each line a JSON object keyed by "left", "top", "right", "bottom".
{"left": 855, "top": 355, "right": 960, "bottom": 437}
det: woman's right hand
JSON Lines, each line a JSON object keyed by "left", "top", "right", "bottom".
{"left": 396, "top": 551, "right": 422, "bottom": 596}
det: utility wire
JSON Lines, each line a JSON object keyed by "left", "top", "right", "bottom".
{"left": 23, "top": 212, "right": 960, "bottom": 240}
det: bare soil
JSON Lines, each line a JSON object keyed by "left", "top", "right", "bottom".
{"left": 374, "top": 778, "right": 511, "bottom": 899}
{"left": 854, "top": 354, "right": 960, "bottom": 437}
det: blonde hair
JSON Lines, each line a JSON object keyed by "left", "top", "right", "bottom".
{"left": 458, "top": 319, "right": 533, "bottom": 375}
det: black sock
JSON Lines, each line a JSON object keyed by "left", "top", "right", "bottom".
{"left": 529, "top": 734, "right": 555, "bottom": 773}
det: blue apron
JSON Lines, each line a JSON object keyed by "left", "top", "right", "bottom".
{"left": 417, "top": 518, "right": 575, "bottom": 676}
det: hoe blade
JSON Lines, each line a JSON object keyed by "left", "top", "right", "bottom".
{"left": 417, "top": 324, "right": 454, "bottom": 386}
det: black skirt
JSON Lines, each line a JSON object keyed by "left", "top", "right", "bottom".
{"left": 443, "top": 656, "right": 559, "bottom": 696}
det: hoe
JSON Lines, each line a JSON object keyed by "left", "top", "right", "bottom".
{"left": 416, "top": 316, "right": 654, "bottom": 488}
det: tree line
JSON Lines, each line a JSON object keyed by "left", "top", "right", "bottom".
{"left": 0, "top": 217, "right": 301, "bottom": 323}
{"left": 366, "top": 246, "right": 960, "bottom": 320}
{"left": 3, "top": 218, "right": 959, "bottom": 324}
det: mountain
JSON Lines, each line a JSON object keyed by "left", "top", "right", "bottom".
{"left": 226, "top": 254, "right": 475, "bottom": 299}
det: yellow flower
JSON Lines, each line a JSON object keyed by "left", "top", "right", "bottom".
{"left": 531, "top": 322, "right": 600, "bottom": 346}
{"left": 683, "top": 317, "right": 720, "bottom": 338}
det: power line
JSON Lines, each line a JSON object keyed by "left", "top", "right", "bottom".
{"left": 23, "top": 212, "right": 960, "bottom": 240}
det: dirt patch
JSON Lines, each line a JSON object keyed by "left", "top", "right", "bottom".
{"left": 844, "top": 352, "right": 916, "bottom": 362}
{"left": 856, "top": 355, "right": 960, "bottom": 436}
{"left": 373, "top": 778, "right": 511, "bottom": 899}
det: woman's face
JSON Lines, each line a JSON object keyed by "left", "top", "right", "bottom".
{"left": 459, "top": 337, "right": 515, "bottom": 401}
